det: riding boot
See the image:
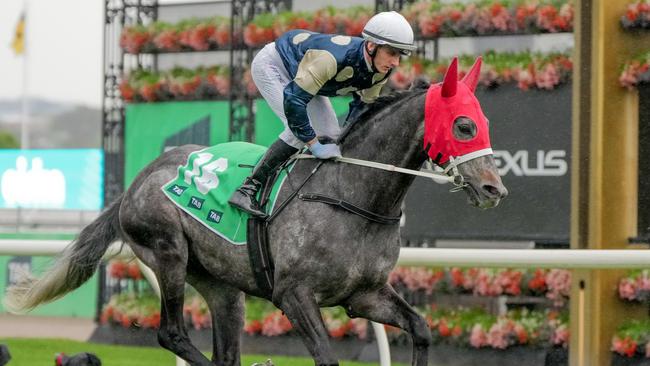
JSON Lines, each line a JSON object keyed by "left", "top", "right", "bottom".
{"left": 229, "top": 139, "right": 298, "bottom": 217}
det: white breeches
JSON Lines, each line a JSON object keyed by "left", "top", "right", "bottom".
{"left": 250, "top": 42, "right": 341, "bottom": 148}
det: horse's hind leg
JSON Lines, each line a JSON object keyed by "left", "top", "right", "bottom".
{"left": 146, "top": 235, "right": 213, "bottom": 366}
{"left": 189, "top": 275, "right": 244, "bottom": 366}
{"left": 274, "top": 286, "right": 338, "bottom": 366}
{"left": 344, "top": 284, "right": 431, "bottom": 366}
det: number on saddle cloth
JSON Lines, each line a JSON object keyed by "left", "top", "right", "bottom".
{"left": 160, "top": 142, "right": 292, "bottom": 245}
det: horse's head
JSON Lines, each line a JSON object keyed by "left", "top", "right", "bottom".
{"left": 424, "top": 56, "right": 508, "bottom": 209}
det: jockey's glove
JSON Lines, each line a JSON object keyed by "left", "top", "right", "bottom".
{"left": 308, "top": 141, "right": 342, "bottom": 159}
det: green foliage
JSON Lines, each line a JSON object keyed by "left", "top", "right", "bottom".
{"left": 616, "top": 319, "right": 650, "bottom": 344}
{"left": 0, "top": 130, "right": 19, "bottom": 149}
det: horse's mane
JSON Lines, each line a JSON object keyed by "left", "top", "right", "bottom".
{"left": 338, "top": 82, "right": 429, "bottom": 144}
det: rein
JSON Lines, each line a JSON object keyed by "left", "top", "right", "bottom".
{"left": 294, "top": 147, "right": 493, "bottom": 192}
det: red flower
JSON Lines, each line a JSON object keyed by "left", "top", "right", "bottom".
{"left": 118, "top": 81, "right": 135, "bottom": 103}
{"left": 451, "top": 324, "right": 463, "bottom": 337}
{"left": 140, "top": 82, "right": 162, "bottom": 102}
{"left": 450, "top": 267, "right": 465, "bottom": 287}
{"left": 120, "top": 26, "right": 151, "bottom": 54}
{"left": 108, "top": 261, "right": 127, "bottom": 279}
{"left": 438, "top": 319, "right": 451, "bottom": 337}
{"left": 244, "top": 320, "right": 262, "bottom": 335}
{"left": 211, "top": 23, "right": 231, "bottom": 47}
{"left": 120, "top": 314, "right": 133, "bottom": 328}
{"left": 612, "top": 336, "right": 638, "bottom": 358}
{"left": 153, "top": 29, "right": 180, "bottom": 51}
{"left": 515, "top": 324, "right": 528, "bottom": 344}
{"left": 127, "top": 262, "right": 142, "bottom": 280}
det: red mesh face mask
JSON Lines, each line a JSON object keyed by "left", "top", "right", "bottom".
{"left": 423, "top": 57, "right": 493, "bottom": 167}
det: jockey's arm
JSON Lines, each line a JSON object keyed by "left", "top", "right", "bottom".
{"left": 347, "top": 76, "right": 390, "bottom": 123}
{"left": 357, "top": 76, "right": 389, "bottom": 104}
{"left": 283, "top": 49, "right": 338, "bottom": 145}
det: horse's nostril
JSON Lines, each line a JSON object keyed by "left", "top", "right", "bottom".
{"left": 483, "top": 184, "right": 500, "bottom": 197}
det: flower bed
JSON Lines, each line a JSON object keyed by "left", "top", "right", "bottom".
{"left": 99, "top": 292, "right": 569, "bottom": 351}
{"left": 620, "top": 51, "right": 650, "bottom": 89}
{"left": 389, "top": 266, "right": 571, "bottom": 307}
{"left": 100, "top": 293, "right": 569, "bottom": 349}
{"left": 621, "top": 0, "right": 650, "bottom": 30}
{"left": 390, "top": 51, "right": 572, "bottom": 91}
{"left": 119, "top": 65, "right": 235, "bottom": 103}
{"left": 101, "top": 261, "right": 570, "bottom": 352}
{"left": 120, "top": 16, "right": 233, "bottom": 54}
{"left": 610, "top": 271, "right": 650, "bottom": 361}
{"left": 118, "top": 50, "right": 573, "bottom": 103}
{"left": 421, "top": 306, "right": 568, "bottom": 349}
{"left": 119, "top": 1, "right": 573, "bottom": 53}
{"left": 612, "top": 320, "right": 650, "bottom": 359}
{"left": 618, "top": 270, "right": 650, "bottom": 303}
{"left": 402, "top": 0, "right": 573, "bottom": 38}
{"left": 100, "top": 278, "right": 569, "bottom": 349}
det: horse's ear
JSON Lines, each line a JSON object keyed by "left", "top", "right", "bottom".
{"left": 462, "top": 56, "right": 482, "bottom": 92}
{"left": 441, "top": 57, "right": 458, "bottom": 98}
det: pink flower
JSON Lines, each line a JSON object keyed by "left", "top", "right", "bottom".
{"left": 470, "top": 324, "right": 488, "bottom": 348}
{"left": 619, "top": 278, "right": 637, "bottom": 301}
{"left": 535, "top": 63, "right": 561, "bottom": 90}
{"left": 546, "top": 269, "right": 571, "bottom": 307}
{"left": 349, "top": 318, "right": 368, "bottom": 340}
{"left": 551, "top": 324, "right": 570, "bottom": 347}
{"left": 639, "top": 275, "right": 650, "bottom": 291}
{"left": 261, "top": 311, "right": 293, "bottom": 336}
{"left": 487, "top": 322, "right": 510, "bottom": 349}
{"left": 516, "top": 69, "right": 534, "bottom": 90}
{"left": 612, "top": 336, "right": 637, "bottom": 357}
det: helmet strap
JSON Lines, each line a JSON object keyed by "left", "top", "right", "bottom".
{"left": 364, "top": 41, "right": 380, "bottom": 73}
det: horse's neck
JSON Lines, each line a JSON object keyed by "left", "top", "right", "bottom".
{"left": 338, "top": 93, "right": 427, "bottom": 216}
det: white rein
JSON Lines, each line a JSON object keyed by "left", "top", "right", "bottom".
{"left": 294, "top": 147, "right": 493, "bottom": 191}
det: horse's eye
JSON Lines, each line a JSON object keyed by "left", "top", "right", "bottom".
{"left": 453, "top": 117, "right": 477, "bottom": 140}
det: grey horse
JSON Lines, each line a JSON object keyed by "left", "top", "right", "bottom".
{"left": 5, "top": 58, "right": 507, "bottom": 366}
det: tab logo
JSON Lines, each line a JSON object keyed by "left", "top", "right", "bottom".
{"left": 167, "top": 184, "right": 187, "bottom": 196}
{"left": 188, "top": 196, "right": 205, "bottom": 210}
{"left": 207, "top": 209, "right": 223, "bottom": 223}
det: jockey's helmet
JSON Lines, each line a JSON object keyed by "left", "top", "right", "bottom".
{"left": 362, "top": 11, "right": 416, "bottom": 56}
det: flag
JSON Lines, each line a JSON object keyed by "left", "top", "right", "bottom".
{"left": 12, "top": 13, "right": 25, "bottom": 55}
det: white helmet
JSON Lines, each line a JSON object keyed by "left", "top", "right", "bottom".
{"left": 362, "top": 11, "right": 416, "bottom": 55}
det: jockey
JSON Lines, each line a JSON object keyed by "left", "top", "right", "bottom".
{"left": 229, "top": 11, "right": 416, "bottom": 218}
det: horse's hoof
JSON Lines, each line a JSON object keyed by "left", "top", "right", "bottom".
{"left": 251, "top": 359, "right": 274, "bottom": 366}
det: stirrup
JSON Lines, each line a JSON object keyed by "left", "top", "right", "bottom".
{"left": 229, "top": 190, "right": 268, "bottom": 218}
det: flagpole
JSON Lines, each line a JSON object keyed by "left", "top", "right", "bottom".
{"left": 20, "top": 1, "right": 29, "bottom": 150}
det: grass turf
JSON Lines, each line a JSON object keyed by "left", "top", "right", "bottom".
{"left": 0, "top": 338, "right": 393, "bottom": 366}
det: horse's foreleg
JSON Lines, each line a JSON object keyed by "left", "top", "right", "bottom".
{"left": 345, "top": 284, "right": 431, "bottom": 366}
{"left": 154, "top": 237, "right": 213, "bottom": 366}
{"left": 274, "top": 286, "right": 339, "bottom": 366}
{"left": 190, "top": 278, "right": 244, "bottom": 366}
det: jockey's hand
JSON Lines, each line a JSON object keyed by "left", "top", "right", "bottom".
{"left": 308, "top": 141, "right": 341, "bottom": 159}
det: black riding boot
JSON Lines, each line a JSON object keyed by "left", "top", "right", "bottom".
{"left": 228, "top": 139, "right": 298, "bottom": 218}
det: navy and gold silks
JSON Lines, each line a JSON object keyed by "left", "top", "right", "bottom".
{"left": 274, "top": 29, "right": 391, "bottom": 143}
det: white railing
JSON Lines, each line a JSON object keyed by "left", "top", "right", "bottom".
{"left": 2, "top": 239, "right": 650, "bottom": 366}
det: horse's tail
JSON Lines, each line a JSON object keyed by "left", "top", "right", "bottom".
{"left": 4, "top": 194, "right": 124, "bottom": 313}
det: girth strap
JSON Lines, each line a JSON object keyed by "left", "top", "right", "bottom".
{"left": 298, "top": 193, "right": 401, "bottom": 225}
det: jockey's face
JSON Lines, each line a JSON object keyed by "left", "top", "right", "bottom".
{"left": 367, "top": 43, "right": 401, "bottom": 74}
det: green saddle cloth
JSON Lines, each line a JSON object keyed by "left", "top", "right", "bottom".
{"left": 161, "top": 141, "right": 291, "bottom": 245}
